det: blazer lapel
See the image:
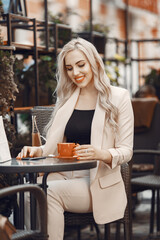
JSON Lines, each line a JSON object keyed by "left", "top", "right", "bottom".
{"left": 90, "top": 95, "right": 106, "bottom": 182}
{"left": 43, "top": 88, "right": 80, "bottom": 156}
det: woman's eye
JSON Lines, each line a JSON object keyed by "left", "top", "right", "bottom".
{"left": 66, "top": 67, "right": 72, "bottom": 71}
{"left": 79, "top": 64, "right": 85, "bottom": 68}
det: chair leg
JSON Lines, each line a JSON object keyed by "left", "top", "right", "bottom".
{"left": 94, "top": 223, "right": 101, "bottom": 240}
{"left": 150, "top": 189, "right": 155, "bottom": 234}
{"left": 116, "top": 221, "right": 132, "bottom": 240}
{"left": 104, "top": 223, "right": 110, "bottom": 240}
{"left": 13, "top": 202, "right": 20, "bottom": 228}
{"left": 157, "top": 189, "right": 160, "bottom": 232}
{"left": 124, "top": 221, "right": 132, "bottom": 240}
{"left": 77, "top": 226, "right": 81, "bottom": 240}
{"left": 77, "top": 224, "right": 101, "bottom": 240}
{"left": 115, "top": 222, "right": 121, "bottom": 240}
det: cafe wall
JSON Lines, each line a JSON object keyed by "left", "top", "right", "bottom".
{"left": 1, "top": 0, "right": 160, "bottom": 93}
{"left": 26, "top": 0, "right": 160, "bottom": 91}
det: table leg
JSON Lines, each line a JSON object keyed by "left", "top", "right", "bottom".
{"left": 29, "top": 173, "right": 38, "bottom": 230}
{"left": 42, "top": 173, "right": 49, "bottom": 194}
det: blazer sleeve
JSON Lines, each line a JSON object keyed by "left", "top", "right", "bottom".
{"left": 108, "top": 89, "right": 134, "bottom": 169}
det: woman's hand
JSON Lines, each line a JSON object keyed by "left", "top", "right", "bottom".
{"left": 16, "top": 146, "right": 43, "bottom": 160}
{"left": 74, "top": 144, "right": 112, "bottom": 164}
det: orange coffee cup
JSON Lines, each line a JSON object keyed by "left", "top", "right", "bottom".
{"left": 57, "top": 143, "right": 76, "bottom": 157}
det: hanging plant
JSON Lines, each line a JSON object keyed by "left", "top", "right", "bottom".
{"left": 81, "top": 21, "right": 110, "bottom": 36}
{"left": 142, "top": 67, "right": 160, "bottom": 99}
{"left": 39, "top": 11, "right": 72, "bottom": 48}
{"left": 76, "top": 21, "right": 110, "bottom": 55}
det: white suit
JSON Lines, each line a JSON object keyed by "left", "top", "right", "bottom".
{"left": 42, "top": 85, "right": 134, "bottom": 239}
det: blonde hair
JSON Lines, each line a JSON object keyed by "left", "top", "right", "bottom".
{"left": 46, "top": 38, "right": 118, "bottom": 134}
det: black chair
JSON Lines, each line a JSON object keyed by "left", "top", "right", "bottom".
{"left": 31, "top": 106, "right": 54, "bottom": 145}
{"left": 131, "top": 99, "right": 160, "bottom": 238}
{"left": 0, "top": 184, "right": 48, "bottom": 240}
{"left": 132, "top": 99, "right": 160, "bottom": 179}
{"left": 131, "top": 150, "right": 160, "bottom": 239}
{"left": 31, "top": 106, "right": 132, "bottom": 240}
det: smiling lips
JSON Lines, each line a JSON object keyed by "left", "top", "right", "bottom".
{"left": 75, "top": 76, "right": 85, "bottom": 83}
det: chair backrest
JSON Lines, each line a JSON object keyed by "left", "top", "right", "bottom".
{"left": 121, "top": 162, "right": 132, "bottom": 227}
{"left": 0, "top": 184, "right": 48, "bottom": 240}
{"left": 132, "top": 99, "right": 160, "bottom": 176}
{"left": 31, "top": 106, "right": 54, "bottom": 144}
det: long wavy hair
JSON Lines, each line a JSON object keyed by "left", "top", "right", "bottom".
{"left": 45, "top": 38, "right": 118, "bottom": 134}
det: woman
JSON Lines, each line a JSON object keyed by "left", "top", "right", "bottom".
{"left": 17, "top": 38, "right": 134, "bottom": 240}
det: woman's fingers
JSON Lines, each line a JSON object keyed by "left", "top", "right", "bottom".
{"left": 23, "top": 146, "right": 31, "bottom": 157}
{"left": 16, "top": 146, "right": 42, "bottom": 160}
{"left": 30, "top": 147, "right": 42, "bottom": 157}
{"left": 74, "top": 145, "right": 94, "bottom": 158}
{"left": 75, "top": 144, "right": 89, "bottom": 150}
{"left": 16, "top": 146, "right": 31, "bottom": 159}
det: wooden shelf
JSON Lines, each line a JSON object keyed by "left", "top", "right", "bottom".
{"left": 0, "top": 45, "right": 16, "bottom": 51}
{"left": 2, "top": 42, "right": 56, "bottom": 54}
{"left": 12, "top": 42, "right": 55, "bottom": 54}
{"left": 0, "top": 13, "right": 72, "bottom": 106}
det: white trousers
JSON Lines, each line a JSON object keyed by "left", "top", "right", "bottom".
{"left": 39, "top": 172, "right": 92, "bottom": 240}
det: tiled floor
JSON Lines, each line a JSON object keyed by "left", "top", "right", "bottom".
{"left": 64, "top": 190, "right": 158, "bottom": 240}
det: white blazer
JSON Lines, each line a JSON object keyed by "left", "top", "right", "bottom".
{"left": 43, "top": 85, "right": 134, "bottom": 224}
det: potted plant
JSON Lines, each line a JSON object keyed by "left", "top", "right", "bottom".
{"left": 0, "top": 31, "right": 19, "bottom": 217}
{"left": 40, "top": 12, "right": 72, "bottom": 49}
{"left": 76, "top": 21, "right": 109, "bottom": 55}
{"left": 14, "top": 54, "right": 57, "bottom": 107}
{"left": 143, "top": 67, "right": 160, "bottom": 99}
{"left": 105, "top": 54, "right": 126, "bottom": 86}
{"left": 0, "top": 31, "right": 18, "bottom": 149}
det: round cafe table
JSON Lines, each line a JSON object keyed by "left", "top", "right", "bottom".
{"left": 0, "top": 157, "right": 97, "bottom": 174}
{"left": 0, "top": 157, "right": 97, "bottom": 192}
{"left": 0, "top": 157, "right": 97, "bottom": 229}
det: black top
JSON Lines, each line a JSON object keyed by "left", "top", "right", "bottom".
{"left": 64, "top": 109, "right": 95, "bottom": 145}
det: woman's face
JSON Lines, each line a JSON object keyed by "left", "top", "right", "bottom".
{"left": 64, "top": 49, "right": 93, "bottom": 88}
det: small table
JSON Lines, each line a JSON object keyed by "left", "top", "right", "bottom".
{"left": 0, "top": 157, "right": 97, "bottom": 174}
{"left": 0, "top": 157, "right": 97, "bottom": 229}
{"left": 0, "top": 157, "right": 97, "bottom": 192}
